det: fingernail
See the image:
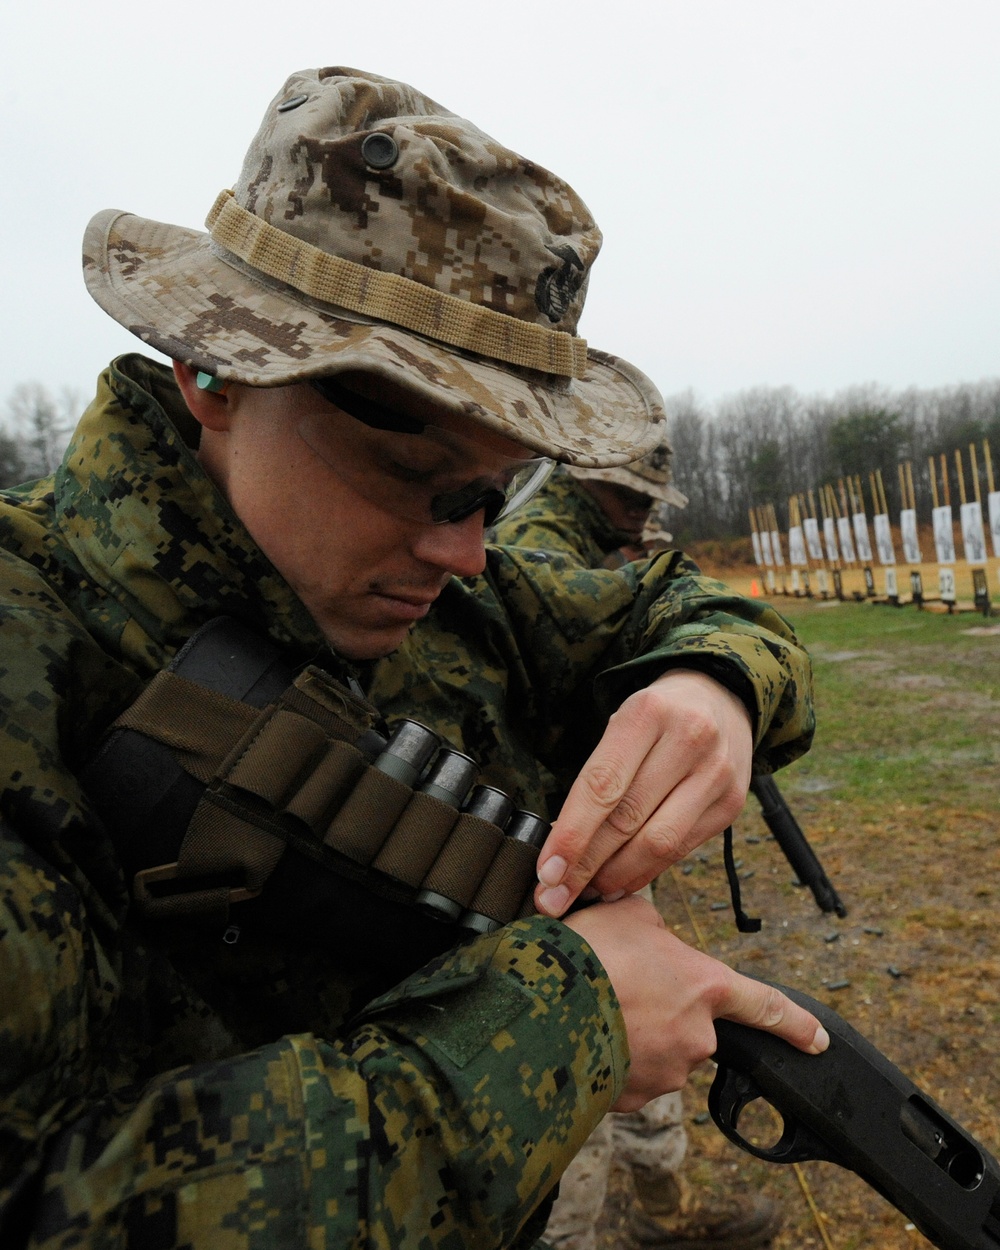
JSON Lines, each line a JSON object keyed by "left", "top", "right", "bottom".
{"left": 809, "top": 1025, "right": 831, "bottom": 1054}
{"left": 537, "top": 855, "right": 567, "bottom": 888}
{"left": 538, "top": 884, "right": 570, "bottom": 915}
{"left": 601, "top": 889, "right": 626, "bottom": 903}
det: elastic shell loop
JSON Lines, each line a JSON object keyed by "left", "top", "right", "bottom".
{"left": 371, "top": 791, "right": 461, "bottom": 887}
{"left": 323, "top": 765, "right": 415, "bottom": 864}
{"left": 464, "top": 837, "right": 540, "bottom": 925}
{"left": 419, "top": 813, "right": 506, "bottom": 909}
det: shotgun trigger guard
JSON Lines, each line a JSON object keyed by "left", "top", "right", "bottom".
{"left": 708, "top": 1064, "right": 846, "bottom": 1168}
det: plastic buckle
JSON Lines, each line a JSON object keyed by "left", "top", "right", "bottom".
{"left": 133, "top": 862, "right": 259, "bottom": 916}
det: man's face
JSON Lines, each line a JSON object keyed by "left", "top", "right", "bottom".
{"left": 580, "top": 479, "right": 654, "bottom": 542}
{"left": 195, "top": 379, "right": 539, "bottom": 660}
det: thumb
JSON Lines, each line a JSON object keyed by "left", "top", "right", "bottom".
{"left": 719, "top": 974, "right": 830, "bottom": 1055}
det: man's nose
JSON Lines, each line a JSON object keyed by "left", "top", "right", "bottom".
{"left": 410, "top": 510, "right": 488, "bottom": 577}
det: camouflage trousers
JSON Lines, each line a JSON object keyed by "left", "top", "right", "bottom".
{"left": 544, "top": 884, "right": 687, "bottom": 1250}
{"left": 542, "top": 1090, "right": 687, "bottom": 1250}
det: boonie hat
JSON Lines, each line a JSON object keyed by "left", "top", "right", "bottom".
{"left": 83, "top": 66, "right": 664, "bottom": 467}
{"left": 569, "top": 443, "right": 688, "bottom": 507}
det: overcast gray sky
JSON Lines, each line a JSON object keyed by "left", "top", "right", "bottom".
{"left": 2, "top": 0, "right": 998, "bottom": 408}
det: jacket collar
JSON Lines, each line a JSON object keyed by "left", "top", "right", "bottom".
{"left": 56, "top": 353, "right": 328, "bottom": 668}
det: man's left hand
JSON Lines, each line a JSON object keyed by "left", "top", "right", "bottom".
{"left": 534, "top": 668, "right": 753, "bottom": 916}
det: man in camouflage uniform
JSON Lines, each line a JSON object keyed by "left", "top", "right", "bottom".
{"left": 495, "top": 459, "right": 781, "bottom": 1247}
{"left": 0, "top": 67, "right": 827, "bottom": 1249}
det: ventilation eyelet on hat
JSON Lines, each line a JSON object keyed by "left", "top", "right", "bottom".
{"left": 361, "top": 132, "right": 399, "bottom": 169}
{"left": 277, "top": 94, "right": 309, "bottom": 113}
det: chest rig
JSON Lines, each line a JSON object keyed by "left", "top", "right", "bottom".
{"left": 82, "top": 618, "right": 548, "bottom": 967}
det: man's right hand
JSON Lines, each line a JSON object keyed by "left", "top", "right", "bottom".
{"left": 563, "top": 895, "right": 829, "bottom": 1112}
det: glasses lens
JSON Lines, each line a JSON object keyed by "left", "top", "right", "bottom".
{"left": 297, "top": 406, "right": 553, "bottom": 527}
{"left": 493, "top": 458, "right": 555, "bottom": 522}
{"left": 429, "top": 459, "right": 554, "bottom": 526}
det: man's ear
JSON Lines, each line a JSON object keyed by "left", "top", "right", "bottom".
{"left": 172, "top": 361, "right": 233, "bottom": 432}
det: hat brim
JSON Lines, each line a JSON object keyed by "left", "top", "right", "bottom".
{"left": 569, "top": 463, "right": 689, "bottom": 507}
{"left": 83, "top": 209, "right": 664, "bottom": 468}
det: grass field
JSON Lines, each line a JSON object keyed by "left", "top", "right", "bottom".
{"left": 606, "top": 591, "right": 1000, "bottom": 1250}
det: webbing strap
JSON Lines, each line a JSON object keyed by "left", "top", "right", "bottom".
{"left": 207, "top": 190, "right": 589, "bottom": 379}
{"left": 110, "top": 664, "right": 379, "bottom": 786}
{"left": 120, "top": 663, "right": 379, "bottom": 919}
{"left": 724, "top": 825, "right": 762, "bottom": 934}
{"left": 112, "top": 670, "right": 259, "bottom": 783}
{"left": 108, "top": 626, "right": 542, "bottom": 930}
{"left": 181, "top": 800, "right": 285, "bottom": 892}
{"left": 278, "top": 666, "right": 383, "bottom": 741}
{"left": 134, "top": 801, "right": 286, "bottom": 922}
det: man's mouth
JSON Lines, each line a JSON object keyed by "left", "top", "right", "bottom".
{"left": 369, "top": 584, "right": 444, "bottom": 621}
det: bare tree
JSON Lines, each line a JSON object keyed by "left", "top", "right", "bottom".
{"left": 662, "top": 377, "right": 1000, "bottom": 540}
{"left": 663, "top": 391, "right": 725, "bottom": 539}
{"left": 0, "top": 383, "right": 79, "bottom": 487}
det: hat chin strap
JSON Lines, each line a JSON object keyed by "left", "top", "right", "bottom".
{"left": 206, "top": 190, "right": 589, "bottom": 380}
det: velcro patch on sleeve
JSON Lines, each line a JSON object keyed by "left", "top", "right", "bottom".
{"left": 406, "top": 972, "right": 534, "bottom": 1069}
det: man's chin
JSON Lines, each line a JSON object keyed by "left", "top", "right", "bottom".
{"left": 319, "top": 618, "right": 415, "bottom": 662}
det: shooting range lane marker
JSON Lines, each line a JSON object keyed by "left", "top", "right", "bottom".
{"left": 666, "top": 863, "right": 837, "bottom": 1250}
{"left": 756, "top": 430, "right": 998, "bottom": 610}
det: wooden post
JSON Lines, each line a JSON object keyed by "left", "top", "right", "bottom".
{"left": 969, "top": 443, "right": 981, "bottom": 505}
{"left": 940, "top": 453, "right": 951, "bottom": 508}
{"left": 954, "top": 448, "right": 967, "bottom": 507}
{"left": 876, "top": 469, "right": 889, "bottom": 515}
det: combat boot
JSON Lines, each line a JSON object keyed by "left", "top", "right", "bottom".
{"left": 628, "top": 1168, "right": 781, "bottom": 1250}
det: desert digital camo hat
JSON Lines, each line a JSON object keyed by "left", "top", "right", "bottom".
{"left": 83, "top": 66, "right": 665, "bottom": 467}
{"left": 568, "top": 443, "right": 688, "bottom": 507}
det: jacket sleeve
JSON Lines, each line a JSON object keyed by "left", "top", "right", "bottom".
{"left": 0, "top": 822, "right": 626, "bottom": 1250}
{"left": 486, "top": 546, "right": 815, "bottom": 774}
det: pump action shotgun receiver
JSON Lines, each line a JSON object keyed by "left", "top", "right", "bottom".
{"left": 710, "top": 983, "right": 1000, "bottom": 1250}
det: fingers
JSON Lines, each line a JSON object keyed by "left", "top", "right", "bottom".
{"left": 535, "top": 689, "right": 675, "bottom": 914}
{"left": 718, "top": 973, "right": 830, "bottom": 1055}
{"left": 585, "top": 769, "right": 747, "bottom": 900}
{"left": 565, "top": 901, "right": 827, "bottom": 1113}
{"left": 535, "top": 671, "right": 752, "bottom": 916}
{"left": 537, "top": 768, "right": 740, "bottom": 914}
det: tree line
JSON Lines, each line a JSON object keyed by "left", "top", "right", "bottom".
{"left": 0, "top": 384, "right": 83, "bottom": 488}
{"left": 661, "top": 378, "right": 1000, "bottom": 542}
{"left": 4, "top": 378, "right": 1000, "bottom": 544}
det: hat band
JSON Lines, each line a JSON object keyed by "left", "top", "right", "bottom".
{"left": 206, "top": 190, "right": 589, "bottom": 380}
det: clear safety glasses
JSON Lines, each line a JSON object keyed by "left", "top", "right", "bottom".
{"left": 299, "top": 378, "right": 554, "bottom": 527}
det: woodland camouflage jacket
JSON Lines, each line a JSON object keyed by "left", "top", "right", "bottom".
{"left": 490, "top": 468, "right": 633, "bottom": 568}
{"left": 0, "top": 355, "right": 814, "bottom": 1249}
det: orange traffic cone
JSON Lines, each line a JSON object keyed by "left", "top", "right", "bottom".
{"left": 750, "top": 579, "right": 761, "bottom": 597}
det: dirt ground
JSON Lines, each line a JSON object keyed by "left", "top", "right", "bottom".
{"left": 590, "top": 563, "right": 1000, "bottom": 1250}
